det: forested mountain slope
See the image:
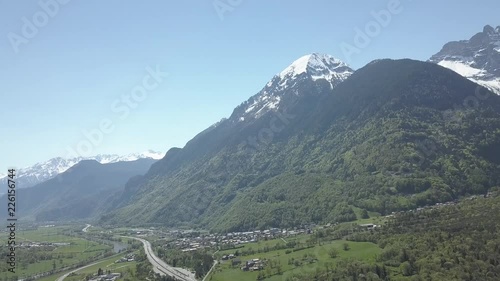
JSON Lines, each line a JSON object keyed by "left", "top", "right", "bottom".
{"left": 102, "top": 58, "right": 500, "bottom": 232}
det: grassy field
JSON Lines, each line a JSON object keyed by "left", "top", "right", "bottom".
{"left": 1, "top": 225, "right": 113, "bottom": 279}
{"left": 210, "top": 237, "right": 382, "bottom": 281}
{"left": 37, "top": 251, "right": 139, "bottom": 281}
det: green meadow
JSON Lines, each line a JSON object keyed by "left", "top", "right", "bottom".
{"left": 1, "top": 225, "right": 113, "bottom": 279}
{"left": 38, "top": 251, "right": 139, "bottom": 281}
{"left": 210, "top": 236, "right": 382, "bottom": 281}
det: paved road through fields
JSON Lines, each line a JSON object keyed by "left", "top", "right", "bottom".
{"left": 122, "top": 236, "right": 197, "bottom": 281}
{"left": 55, "top": 261, "right": 102, "bottom": 281}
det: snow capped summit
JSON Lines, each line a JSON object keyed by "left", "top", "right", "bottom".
{"left": 279, "top": 53, "right": 352, "bottom": 82}
{"left": 0, "top": 150, "right": 164, "bottom": 190}
{"left": 96, "top": 150, "right": 165, "bottom": 163}
{"left": 231, "top": 53, "right": 353, "bottom": 121}
{"left": 430, "top": 25, "right": 500, "bottom": 94}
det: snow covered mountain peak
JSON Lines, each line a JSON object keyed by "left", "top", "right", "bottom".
{"left": 229, "top": 53, "right": 353, "bottom": 121}
{"left": 429, "top": 25, "right": 500, "bottom": 94}
{"left": 97, "top": 150, "right": 165, "bottom": 163}
{"left": 279, "top": 53, "right": 352, "bottom": 82}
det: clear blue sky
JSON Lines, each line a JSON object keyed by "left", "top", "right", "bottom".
{"left": 0, "top": 0, "right": 499, "bottom": 171}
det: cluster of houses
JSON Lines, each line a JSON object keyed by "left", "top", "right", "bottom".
{"left": 240, "top": 258, "right": 265, "bottom": 271}
{"left": 17, "top": 241, "right": 70, "bottom": 249}
{"left": 88, "top": 273, "right": 121, "bottom": 281}
{"left": 384, "top": 200, "right": 460, "bottom": 218}
{"left": 221, "top": 255, "right": 265, "bottom": 271}
{"left": 116, "top": 253, "right": 135, "bottom": 263}
{"left": 385, "top": 194, "right": 499, "bottom": 219}
{"left": 165, "top": 227, "right": 314, "bottom": 252}
{"left": 221, "top": 254, "right": 236, "bottom": 260}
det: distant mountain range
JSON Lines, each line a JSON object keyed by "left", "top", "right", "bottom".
{"left": 0, "top": 158, "right": 158, "bottom": 221}
{"left": 0, "top": 150, "right": 164, "bottom": 190}
{"left": 430, "top": 25, "right": 500, "bottom": 94}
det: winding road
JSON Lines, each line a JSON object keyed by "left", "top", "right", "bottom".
{"left": 55, "top": 261, "right": 102, "bottom": 281}
{"left": 82, "top": 224, "right": 91, "bottom": 232}
{"left": 122, "top": 236, "right": 197, "bottom": 281}
{"left": 202, "top": 251, "right": 218, "bottom": 281}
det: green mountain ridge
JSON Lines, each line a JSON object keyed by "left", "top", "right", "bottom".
{"left": 101, "top": 59, "right": 500, "bottom": 232}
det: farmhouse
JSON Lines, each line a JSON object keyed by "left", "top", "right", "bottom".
{"left": 89, "top": 273, "right": 121, "bottom": 281}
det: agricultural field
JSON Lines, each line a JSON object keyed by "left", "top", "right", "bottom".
{"left": 209, "top": 236, "right": 382, "bottom": 281}
{"left": 0, "top": 225, "right": 114, "bottom": 280}
{"left": 38, "top": 251, "right": 139, "bottom": 281}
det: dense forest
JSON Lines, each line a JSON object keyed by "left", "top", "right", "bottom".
{"left": 281, "top": 193, "right": 500, "bottom": 280}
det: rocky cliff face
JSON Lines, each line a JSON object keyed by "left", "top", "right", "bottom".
{"left": 430, "top": 25, "right": 500, "bottom": 94}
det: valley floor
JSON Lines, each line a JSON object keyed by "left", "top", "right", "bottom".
{"left": 209, "top": 238, "right": 381, "bottom": 281}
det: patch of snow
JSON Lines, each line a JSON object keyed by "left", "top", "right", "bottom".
{"left": 134, "top": 150, "right": 165, "bottom": 160}
{"left": 438, "top": 60, "right": 486, "bottom": 78}
{"left": 245, "top": 104, "right": 256, "bottom": 113}
{"left": 279, "top": 54, "right": 311, "bottom": 79}
{"left": 471, "top": 78, "right": 500, "bottom": 95}
{"left": 265, "top": 96, "right": 280, "bottom": 110}
{"left": 437, "top": 60, "right": 499, "bottom": 95}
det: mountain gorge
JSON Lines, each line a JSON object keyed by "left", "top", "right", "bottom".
{"left": 101, "top": 54, "right": 500, "bottom": 232}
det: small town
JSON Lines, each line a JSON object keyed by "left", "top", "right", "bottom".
{"left": 160, "top": 227, "right": 314, "bottom": 253}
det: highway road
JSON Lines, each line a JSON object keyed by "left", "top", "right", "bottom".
{"left": 122, "top": 236, "right": 197, "bottom": 281}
